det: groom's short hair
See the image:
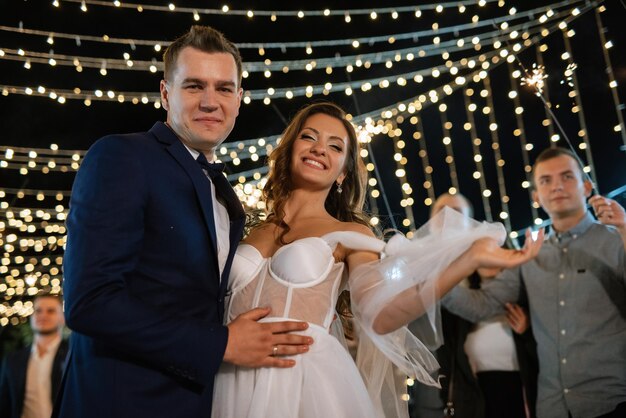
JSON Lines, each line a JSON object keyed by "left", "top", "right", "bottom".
{"left": 163, "top": 25, "right": 243, "bottom": 87}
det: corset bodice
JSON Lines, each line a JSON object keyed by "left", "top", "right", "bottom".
{"left": 225, "top": 231, "right": 384, "bottom": 329}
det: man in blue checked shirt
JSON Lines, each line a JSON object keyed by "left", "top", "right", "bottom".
{"left": 444, "top": 147, "right": 626, "bottom": 418}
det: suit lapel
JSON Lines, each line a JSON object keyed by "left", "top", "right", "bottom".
{"left": 150, "top": 123, "right": 220, "bottom": 266}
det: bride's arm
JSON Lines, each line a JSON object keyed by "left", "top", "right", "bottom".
{"left": 346, "top": 229, "right": 544, "bottom": 335}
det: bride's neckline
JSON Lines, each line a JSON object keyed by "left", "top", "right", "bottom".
{"left": 240, "top": 232, "right": 339, "bottom": 260}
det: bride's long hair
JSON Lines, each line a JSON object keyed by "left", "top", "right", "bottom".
{"left": 262, "top": 102, "right": 370, "bottom": 243}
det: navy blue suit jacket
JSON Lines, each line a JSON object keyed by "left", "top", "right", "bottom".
{"left": 0, "top": 340, "right": 68, "bottom": 418}
{"left": 54, "top": 122, "right": 245, "bottom": 418}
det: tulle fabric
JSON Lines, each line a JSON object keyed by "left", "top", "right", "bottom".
{"left": 213, "top": 207, "right": 506, "bottom": 418}
{"left": 348, "top": 207, "right": 506, "bottom": 416}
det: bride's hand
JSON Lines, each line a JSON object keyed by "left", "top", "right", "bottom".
{"left": 469, "top": 228, "right": 544, "bottom": 271}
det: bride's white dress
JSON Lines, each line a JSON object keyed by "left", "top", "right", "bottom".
{"left": 212, "top": 208, "right": 506, "bottom": 418}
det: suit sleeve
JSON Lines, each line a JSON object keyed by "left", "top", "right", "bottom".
{"left": 442, "top": 266, "right": 522, "bottom": 323}
{"left": 0, "top": 354, "right": 19, "bottom": 417}
{"left": 0, "top": 356, "right": 12, "bottom": 417}
{"left": 63, "top": 136, "right": 227, "bottom": 385}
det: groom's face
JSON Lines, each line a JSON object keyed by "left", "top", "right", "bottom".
{"left": 160, "top": 47, "right": 242, "bottom": 159}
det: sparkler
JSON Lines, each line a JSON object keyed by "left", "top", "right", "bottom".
{"left": 501, "top": 28, "right": 597, "bottom": 195}
{"left": 521, "top": 63, "right": 548, "bottom": 94}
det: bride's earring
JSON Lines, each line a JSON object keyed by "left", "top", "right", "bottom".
{"left": 336, "top": 182, "right": 343, "bottom": 194}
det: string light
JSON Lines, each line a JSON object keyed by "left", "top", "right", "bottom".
{"left": 593, "top": 5, "right": 626, "bottom": 151}
{"left": 54, "top": 0, "right": 504, "bottom": 18}
{"left": 506, "top": 61, "right": 539, "bottom": 223}
{"left": 0, "top": 2, "right": 578, "bottom": 52}
{"left": 561, "top": 30, "right": 597, "bottom": 182}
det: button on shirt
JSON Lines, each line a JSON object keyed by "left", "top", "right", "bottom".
{"left": 443, "top": 212, "right": 626, "bottom": 418}
{"left": 22, "top": 337, "right": 62, "bottom": 418}
{"left": 184, "top": 146, "right": 230, "bottom": 276}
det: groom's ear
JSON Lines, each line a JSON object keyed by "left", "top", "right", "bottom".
{"left": 160, "top": 80, "right": 170, "bottom": 111}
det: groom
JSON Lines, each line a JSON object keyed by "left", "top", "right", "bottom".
{"left": 55, "top": 26, "right": 312, "bottom": 418}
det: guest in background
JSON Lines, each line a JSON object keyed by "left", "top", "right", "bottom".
{"left": 0, "top": 294, "right": 68, "bottom": 418}
{"left": 409, "top": 193, "right": 537, "bottom": 418}
{"left": 444, "top": 147, "right": 626, "bottom": 418}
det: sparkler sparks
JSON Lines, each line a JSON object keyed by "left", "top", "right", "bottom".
{"left": 521, "top": 63, "right": 548, "bottom": 94}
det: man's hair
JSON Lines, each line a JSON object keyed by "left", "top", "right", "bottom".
{"left": 163, "top": 25, "right": 242, "bottom": 86}
{"left": 532, "top": 147, "right": 585, "bottom": 185}
{"left": 533, "top": 147, "right": 584, "bottom": 172}
{"left": 34, "top": 293, "right": 63, "bottom": 306}
{"left": 430, "top": 192, "right": 474, "bottom": 218}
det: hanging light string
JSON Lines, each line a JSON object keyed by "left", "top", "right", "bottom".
{"left": 0, "top": 4, "right": 584, "bottom": 110}
{"left": 2, "top": 1, "right": 578, "bottom": 59}
{"left": 0, "top": 3, "right": 532, "bottom": 52}
{"left": 506, "top": 60, "right": 539, "bottom": 228}
{"left": 1, "top": 46, "right": 505, "bottom": 104}
{"left": 561, "top": 29, "right": 597, "bottom": 184}
{"left": 0, "top": 18, "right": 567, "bottom": 107}
{"left": 0, "top": 2, "right": 581, "bottom": 75}
{"left": 0, "top": 26, "right": 516, "bottom": 75}
{"left": 0, "top": 144, "right": 83, "bottom": 156}
{"left": 593, "top": 5, "right": 626, "bottom": 153}
{"left": 534, "top": 48, "right": 556, "bottom": 149}
{"left": 352, "top": 2, "right": 593, "bottom": 125}
{"left": 388, "top": 124, "right": 417, "bottom": 231}
{"left": 483, "top": 74, "right": 513, "bottom": 231}
{"left": 413, "top": 119, "right": 437, "bottom": 209}
{"left": 438, "top": 104, "right": 460, "bottom": 192}
{"left": 463, "top": 91, "right": 493, "bottom": 222}
{"left": 1, "top": 13, "right": 561, "bottom": 107}
{"left": 0, "top": 2, "right": 597, "bottom": 183}
{"left": 0, "top": 5, "right": 605, "bottom": 176}
{"left": 0, "top": 21, "right": 527, "bottom": 74}
{"left": 491, "top": 18, "right": 599, "bottom": 193}
{"left": 0, "top": 4, "right": 591, "bottom": 179}
{"left": 55, "top": 0, "right": 502, "bottom": 19}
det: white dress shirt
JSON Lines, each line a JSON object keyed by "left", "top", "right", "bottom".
{"left": 21, "top": 336, "right": 61, "bottom": 418}
{"left": 184, "top": 145, "right": 230, "bottom": 276}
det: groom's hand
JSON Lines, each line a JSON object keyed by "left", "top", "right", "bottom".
{"left": 222, "top": 307, "right": 313, "bottom": 368}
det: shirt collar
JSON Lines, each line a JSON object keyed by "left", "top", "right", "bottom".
{"left": 30, "top": 335, "right": 62, "bottom": 357}
{"left": 547, "top": 211, "right": 595, "bottom": 244}
{"left": 182, "top": 143, "right": 200, "bottom": 160}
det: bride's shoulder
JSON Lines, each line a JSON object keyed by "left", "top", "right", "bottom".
{"left": 334, "top": 221, "right": 376, "bottom": 238}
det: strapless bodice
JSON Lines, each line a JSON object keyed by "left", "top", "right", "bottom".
{"left": 225, "top": 232, "right": 385, "bottom": 328}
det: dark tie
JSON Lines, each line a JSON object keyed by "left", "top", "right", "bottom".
{"left": 195, "top": 153, "right": 243, "bottom": 220}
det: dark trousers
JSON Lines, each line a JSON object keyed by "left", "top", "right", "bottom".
{"left": 568, "top": 402, "right": 626, "bottom": 418}
{"left": 476, "top": 371, "right": 526, "bottom": 418}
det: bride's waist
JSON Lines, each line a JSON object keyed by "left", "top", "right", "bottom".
{"left": 259, "top": 316, "right": 329, "bottom": 334}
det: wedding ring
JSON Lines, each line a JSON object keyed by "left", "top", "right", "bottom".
{"left": 272, "top": 345, "right": 278, "bottom": 356}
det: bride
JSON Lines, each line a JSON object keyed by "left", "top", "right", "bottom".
{"left": 212, "top": 102, "right": 542, "bottom": 418}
